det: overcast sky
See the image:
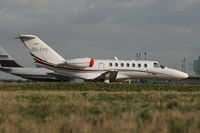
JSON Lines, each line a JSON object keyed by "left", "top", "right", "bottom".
{"left": 0, "top": 0, "right": 199, "bottom": 79}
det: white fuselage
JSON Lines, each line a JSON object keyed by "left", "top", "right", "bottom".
{"left": 17, "top": 34, "right": 189, "bottom": 82}
{"left": 35, "top": 59, "right": 188, "bottom": 81}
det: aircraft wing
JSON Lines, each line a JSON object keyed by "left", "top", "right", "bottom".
{"left": 94, "top": 70, "right": 118, "bottom": 82}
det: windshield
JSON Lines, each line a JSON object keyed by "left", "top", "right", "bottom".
{"left": 160, "top": 64, "right": 165, "bottom": 69}
{"left": 154, "top": 63, "right": 160, "bottom": 68}
{"left": 154, "top": 63, "right": 165, "bottom": 69}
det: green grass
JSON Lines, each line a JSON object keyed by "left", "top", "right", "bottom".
{"left": 0, "top": 82, "right": 199, "bottom": 133}
{"left": 0, "top": 82, "right": 200, "bottom": 91}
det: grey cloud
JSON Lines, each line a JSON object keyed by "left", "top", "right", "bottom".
{"left": 69, "top": 7, "right": 110, "bottom": 25}
{"left": 113, "top": 0, "right": 134, "bottom": 2}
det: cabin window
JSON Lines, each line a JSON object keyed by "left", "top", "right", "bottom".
{"left": 109, "top": 63, "right": 112, "bottom": 67}
{"left": 132, "top": 63, "right": 135, "bottom": 67}
{"left": 115, "top": 63, "right": 118, "bottom": 67}
{"left": 126, "top": 63, "right": 130, "bottom": 67}
{"left": 138, "top": 63, "right": 141, "bottom": 68}
{"left": 154, "top": 63, "right": 160, "bottom": 68}
{"left": 121, "top": 63, "right": 124, "bottom": 67}
{"left": 144, "top": 64, "right": 148, "bottom": 68}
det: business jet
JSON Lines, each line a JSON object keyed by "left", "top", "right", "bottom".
{"left": 16, "top": 35, "right": 188, "bottom": 83}
{"left": 0, "top": 46, "right": 72, "bottom": 81}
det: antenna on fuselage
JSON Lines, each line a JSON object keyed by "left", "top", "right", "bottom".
{"left": 114, "top": 56, "right": 118, "bottom": 60}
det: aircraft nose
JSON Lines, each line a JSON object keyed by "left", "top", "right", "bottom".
{"left": 177, "top": 71, "right": 189, "bottom": 79}
{"left": 168, "top": 68, "right": 189, "bottom": 79}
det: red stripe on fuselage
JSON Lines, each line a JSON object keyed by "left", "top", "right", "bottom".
{"left": 34, "top": 58, "right": 100, "bottom": 72}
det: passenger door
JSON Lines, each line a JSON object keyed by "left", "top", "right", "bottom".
{"left": 98, "top": 63, "right": 104, "bottom": 70}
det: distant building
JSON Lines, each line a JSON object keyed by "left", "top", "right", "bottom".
{"left": 193, "top": 56, "right": 200, "bottom": 75}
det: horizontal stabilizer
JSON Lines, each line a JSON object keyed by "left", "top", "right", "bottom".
{"left": 15, "top": 35, "right": 36, "bottom": 41}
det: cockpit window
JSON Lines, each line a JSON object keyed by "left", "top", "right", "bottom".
{"left": 154, "top": 63, "right": 160, "bottom": 68}
{"left": 160, "top": 65, "right": 165, "bottom": 69}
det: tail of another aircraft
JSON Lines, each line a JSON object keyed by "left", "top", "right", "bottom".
{"left": 16, "top": 35, "right": 66, "bottom": 65}
{"left": 0, "top": 46, "right": 22, "bottom": 67}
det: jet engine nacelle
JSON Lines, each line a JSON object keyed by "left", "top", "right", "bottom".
{"left": 67, "top": 58, "right": 94, "bottom": 68}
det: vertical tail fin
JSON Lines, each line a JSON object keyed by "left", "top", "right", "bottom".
{"left": 16, "top": 35, "right": 66, "bottom": 65}
{"left": 0, "top": 46, "right": 22, "bottom": 67}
